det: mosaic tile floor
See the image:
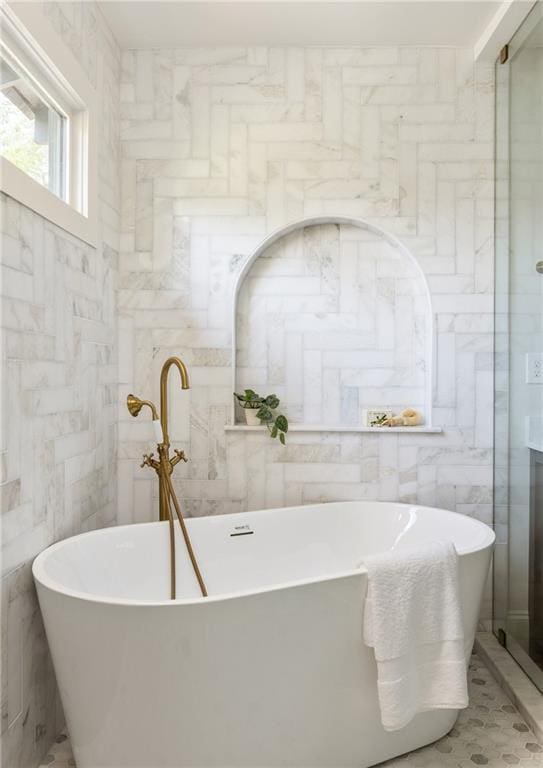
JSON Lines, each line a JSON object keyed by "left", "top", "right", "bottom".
{"left": 39, "top": 655, "right": 543, "bottom": 768}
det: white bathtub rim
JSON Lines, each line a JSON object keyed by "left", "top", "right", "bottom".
{"left": 32, "top": 501, "right": 495, "bottom": 608}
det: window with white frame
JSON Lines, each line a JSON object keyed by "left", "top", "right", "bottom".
{"left": 0, "top": 4, "right": 97, "bottom": 246}
{"left": 0, "top": 53, "right": 67, "bottom": 199}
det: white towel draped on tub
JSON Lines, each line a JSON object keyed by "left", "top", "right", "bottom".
{"left": 362, "top": 541, "right": 469, "bottom": 732}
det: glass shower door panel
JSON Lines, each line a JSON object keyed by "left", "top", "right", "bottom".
{"left": 493, "top": 1, "right": 543, "bottom": 691}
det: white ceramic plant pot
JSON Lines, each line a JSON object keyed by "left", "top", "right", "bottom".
{"left": 244, "top": 408, "right": 261, "bottom": 426}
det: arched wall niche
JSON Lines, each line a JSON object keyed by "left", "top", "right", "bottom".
{"left": 231, "top": 216, "right": 435, "bottom": 430}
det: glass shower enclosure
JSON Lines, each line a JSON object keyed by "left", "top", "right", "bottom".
{"left": 493, "top": 1, "right": 543, "bottom": 690}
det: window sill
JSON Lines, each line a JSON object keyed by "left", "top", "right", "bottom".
{"left": 1, "top": 158, "right": 97, "bottom": 247}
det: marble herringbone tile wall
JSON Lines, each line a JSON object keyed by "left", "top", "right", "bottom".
{"left": 118, "top": 45, "right": 495, "bottom": 610}
{"left": 0, "top": 4, "right": 120, "bottom": 767}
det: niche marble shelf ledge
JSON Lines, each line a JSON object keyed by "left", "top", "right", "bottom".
{"left": 225, "top": 424, "right": 443, "bottom": 434}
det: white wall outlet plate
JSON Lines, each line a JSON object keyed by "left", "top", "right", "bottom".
{"left": 526, "top": 352, "right": 543, "bottom": 384}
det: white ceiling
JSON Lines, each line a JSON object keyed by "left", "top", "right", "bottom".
{"left": 98, "top": 1, "right": 506, "bottom": 50}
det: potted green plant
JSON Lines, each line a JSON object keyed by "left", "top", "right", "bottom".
{"left": 234, "top": 390, "right": 289, "bottom": 443}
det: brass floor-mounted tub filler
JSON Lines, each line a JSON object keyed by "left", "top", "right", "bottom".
{"left": 126, "top": 356, "right": 208, "bottom": 598}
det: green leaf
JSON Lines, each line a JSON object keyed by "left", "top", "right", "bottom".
{"left": 257, "top": 405, "right": 273, "bottom": 422}
{"left": 279, "top": 432, "right": 286, "bottom": 445}
{"left": 264, "top": 394, "right": 280, "bottom": 409}
{"left": 271, "top": 425, "right": 278, "bottom": 438}
{"left": 275, "top": 415, "right": 288, "bottom": 433}
{"left": 244, "top": 389, "right": 258, "bottom": 402}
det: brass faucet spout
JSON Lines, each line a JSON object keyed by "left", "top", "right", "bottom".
{"left": 160, "top": 356, "right": 190, "bottom": 448}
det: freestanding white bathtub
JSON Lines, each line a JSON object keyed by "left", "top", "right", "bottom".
{"left": 33, "top": 501, "right": 494, "bottom": 768}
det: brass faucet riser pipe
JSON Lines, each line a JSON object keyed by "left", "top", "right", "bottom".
{"left": 159, "top": 479, "right": 168, "bottom": 523}
{"left": 159, "top": 469, "right": 177, "bottom": 600}
{"left": 160, "top": 356, "right": 190, "bottom": 449}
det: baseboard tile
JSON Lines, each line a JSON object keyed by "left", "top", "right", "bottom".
{"left": 475, "top": 631, "right": 543, "bottom": 743}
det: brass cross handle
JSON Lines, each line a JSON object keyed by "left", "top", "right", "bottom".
{"left": 171, "top": 449, "right": 188, "bottom": 467}
{"left": 141, "top": 453, "right": 160, "bottom": 470}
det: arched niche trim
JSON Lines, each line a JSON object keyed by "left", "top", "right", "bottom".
{"left": 231, "top": 216, "right": 435, "bottom": 428}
